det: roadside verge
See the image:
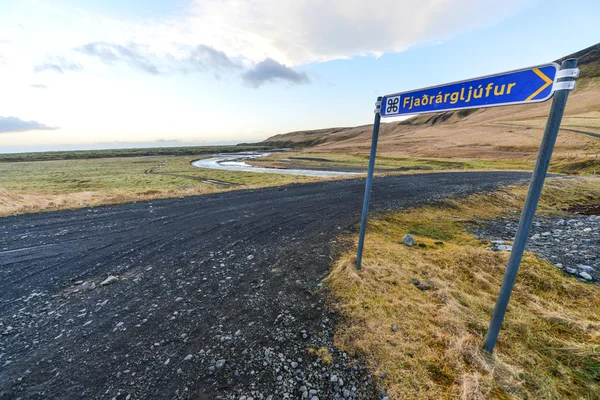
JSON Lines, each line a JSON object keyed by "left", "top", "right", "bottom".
{"left": 326, "top": 177, "right": 600, "bottom": 399}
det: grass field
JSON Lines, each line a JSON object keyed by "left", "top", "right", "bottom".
{"left": 0, "top": 155, "right": 318, "bottom": 216}
{"left": 327, "top": 177, "right": 600, "bottom": 399}
{"left": 248, "top": 152, "right": 535, "bottom": 172}
{"left": 2, "top": 148, "right": 599, "bottom": 217}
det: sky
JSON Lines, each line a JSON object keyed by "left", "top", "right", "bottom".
{"left": 0, "top": 0, "right": 599, "bottom": 153}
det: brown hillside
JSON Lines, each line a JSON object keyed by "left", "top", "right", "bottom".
{"left": 264, "top": 42, "right": 600, "bottom": 161}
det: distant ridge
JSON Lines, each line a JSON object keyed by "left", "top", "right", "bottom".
{"left": 262, "top": 42, "right": 600, "bottom": 161}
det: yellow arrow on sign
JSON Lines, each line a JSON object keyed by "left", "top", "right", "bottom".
{"left": 525, "top": 68, "right": 553, "bottom": 101}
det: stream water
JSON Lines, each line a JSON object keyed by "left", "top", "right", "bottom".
{"left": 192, "top": 152, "right": 360, "bottom": 178}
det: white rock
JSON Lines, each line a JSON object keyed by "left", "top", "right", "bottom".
{"left": 402, "top": 234, "right": 416, "bottom": 247}
{"left": 578, "top": 265, "right": 595, "bottom": 272}
{"left": 100, "top": 276, "right": 119, "bottom": 286}
{"left": 579, "top": 271, "right": 593, "bottom": 280}
{"left": 496, "top": 245, "right": 512, "bottom": 251}
{"left": 184, "top": 354, "right": 193, "bottom": 361}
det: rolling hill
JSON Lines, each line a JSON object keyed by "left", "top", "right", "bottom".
{"left": 263, "top": 43, "right": 600, "bottom": 162}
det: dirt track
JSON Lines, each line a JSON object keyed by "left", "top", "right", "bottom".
{"left": 0, "top": 172, "right": 531, "bottom": 399}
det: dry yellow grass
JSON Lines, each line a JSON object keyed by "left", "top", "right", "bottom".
{"left": 326, "top": 177, "right": 600, "bottom": 399}
{"left": 0, "top": 186, "right": 221, "bottom": 216}
{"left": 265, "top": 78, "right": 600, "bottom": 162}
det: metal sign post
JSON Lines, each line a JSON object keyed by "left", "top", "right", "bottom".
{"left": 482, "top": 58, "right": 579, "bottom": 354}
{"left": 356, "top": 59, "right": 580, "bottom": 352}
{"left": 356, "top": 61, "right": 578, "bottom": 269}
{"left": 356, "top": 97, "right": 382, "bottom": 269}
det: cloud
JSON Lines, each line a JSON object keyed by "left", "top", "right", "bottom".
{"left": 76, "top": 41, "right": 240, "bottom": 77}
{"left": 77, "top": 42, "right": 160, "bottom": 74}
{"left": 185, "top": 0, "right": 536, "bottom": 65}
{"left": 183, "top": 45, "right": 241, "bottom": 73}
{"left": 34, "top": 56, "right": 83, "bottom": 73}
{"left": 31, "top": 84, "right": 49, "bottom": 89}
{"left": 242, "top": 58, "right": 309, "bottom": 88}
{"left": 0, "top": 116, "right": 58, "bottom": 133}
{"left": 0, "top": 55, "right": 6, "bottom": 65}
{"left": 154, "top": 138, "right": 180, "bottom": 143}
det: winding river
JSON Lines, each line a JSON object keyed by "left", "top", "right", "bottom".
{"left": 192, "top": 152, "right": 360, "bottom": 178}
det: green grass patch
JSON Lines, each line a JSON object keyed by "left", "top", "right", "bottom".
{"left": 408, "top": 224, "right": 453, "bottom": 241}
{"left": 0, "top": 155, "right": 320, "bottom": 215}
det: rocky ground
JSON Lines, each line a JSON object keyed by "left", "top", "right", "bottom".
{"left": 474, "top": 211, "right": 600, "bottom": 283}
{"left": 0, "top": 172, "right": 531, "bottom": 399}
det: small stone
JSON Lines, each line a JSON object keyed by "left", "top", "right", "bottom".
{"left": 566, "top": 267, "right": 577, "bottom": 274}
{"left": 184, "top": 354, "right": 193, "bottom": 361}
{"left": 291, "top": 361, "right": 298, "bottom": 368}
{"left": 496, "top": 245, "right": 512, "bottom": 251}
{"left": 247, "top": 255, "right": 255, "bottom": 261}
{"left": 216, "top": 359, "right": 226, "bottom": 369}
{"left": 402, "top": 234, "right": 416, "bottom": 247}
{"left": 100, "top": 276, "right": 119, "bottom": 286}
{"left": 175, "top": 297, "right": 183, "bottom": 302}
{"left": 579, "top": 271, "right": 593, "bottom": 280}
{"left": 391, "top": 325, "right": 397, "bottom": 332}
{"left": 578, "top": 265, "right": 595, "bottom": 272}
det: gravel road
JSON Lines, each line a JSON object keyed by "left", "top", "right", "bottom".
{"left": 0, "top": 172, "right": 531, "bottom": 399}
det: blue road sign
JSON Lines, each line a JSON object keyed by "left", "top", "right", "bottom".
{"left": 381, "top": 64, "right": 559, "bottom": 118}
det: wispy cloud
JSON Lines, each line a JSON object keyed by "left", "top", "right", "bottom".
{"left": 31, "top": 84, "right": 49, "bottom": 89}
{"left": 183, "top": 44, "right": 241, "bottom": 73}
{"left": 34, "top": 56, "right": 83, "bottom": 73}
{"left": 0, "top": 116, "right": 58, "bottom": 133}
{"left": 76, "top": 42, "right": 160, "bottom": 75}
{"left": 76, "top": 41, "right": 241, "bottom": 77}
{"left": 243, "top": 58, "right": 309, "bottom": 88}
